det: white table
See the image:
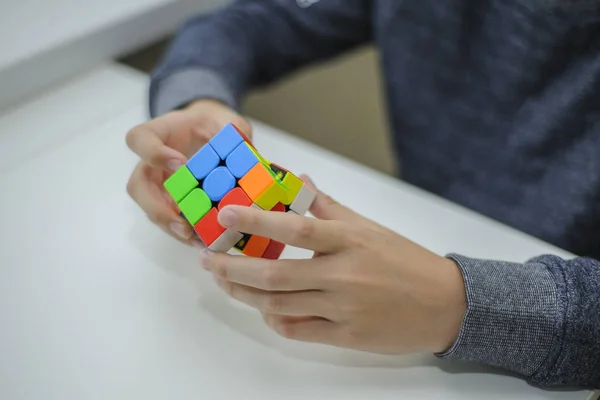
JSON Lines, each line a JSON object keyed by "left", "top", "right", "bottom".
{"left": 0, "top": 64, "right": 596, "bottom": 400}
{"left": 0, "top": 0, "right": 227, "bottom": 112}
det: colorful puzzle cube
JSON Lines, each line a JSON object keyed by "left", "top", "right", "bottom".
{"left": 163, "top": 123, "right": 317, "bottom": 259}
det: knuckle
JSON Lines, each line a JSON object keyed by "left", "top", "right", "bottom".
{"left": 147, "top": 152, "right": 164, "bottom": 167}
{"left": 125, "top": 125, "right": 142, "bottom": 148}
{"left": 262, "top": 267, "right": 284, "bottom": 289}
{"left": 292, "top": 219, "right": 315, "bottom": 243}
{"left": 211, "top": 255, "right": 228, "bottom": 279}
{"left": 146, "top": 212, "right": 161, "bottom": 226}
{"left": 147, "top": 209, "right": 168, "bottom": 226}
{"left": 275, "top": 319, "right": 296, "bottom": 340}
{"left": 231, "top": 116, "right": 251, "bottom": 134}
{"left": 191, "top": 117, "right": 213, "bottom": 140}
{"left": 265, "top": 293, "right": 284, "bottom": 312}
{"left": 342, "top": 226, "right": 368, "bottom": 248}
{"left": 224, "top": 280, "right": 234, "bottom": 297}
{"left": 346, "top": 327, "right": 366, "bottom": 344}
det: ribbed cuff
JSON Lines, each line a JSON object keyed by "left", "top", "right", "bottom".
{"left": 149, "top": 67, "right": 238, "bottom": 117}
{"left": 437, "top": 254, "right": 561, "bottom": 378}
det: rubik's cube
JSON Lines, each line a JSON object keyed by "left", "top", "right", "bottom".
{"left": 163, "top": 123, "right": 316, "bottom": 259}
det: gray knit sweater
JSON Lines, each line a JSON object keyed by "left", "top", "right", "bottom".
{"left": 148, "top": 0, "right": 600, "bottom": 390}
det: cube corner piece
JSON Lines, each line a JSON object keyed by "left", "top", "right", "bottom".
{"left": 225, "top": 142, "right": 259, "bottom": 179}
{"left": 209, "top": 123, "right": 245, "bottom": 160}
{"left": 262, "top": 240, "right": 285, "bottom": 260}
{"left": 186, "top": 143, "right": 220, "bottom": 180}
{"left": 289, "top": 184, "right": 317, "bottom": 215}
{"left": 178, "top": 188, "right": 212, "bottom": 225}
{"left": 193, "top": 208, "right": 226, "bottom": 247}
{"left": 209, "top": 229, "right": 244, "bottom": 252}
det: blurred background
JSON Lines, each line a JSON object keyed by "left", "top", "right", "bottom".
{"left": 120, "top": 39, "right": 397, "bottom": 176}
{"left": 0, "top": 0, "right": 397, "bottom": 176}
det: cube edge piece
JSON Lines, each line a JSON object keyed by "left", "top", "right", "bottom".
{"left": 210, "top": 123, "right": 244, "bottom": 160}
{"left": 243, "top": 234, "right": 271, "bottom": 258}
{"left": 254, "top": 179, "right": 287, "bottom": 210}
{"left": 179, "top": 188, "right": 212, "bottom": 225}
{"left": 226, "top": 142, "right": 259, "bottom": 179}
{"left": 193, "top": 207, "right": 226, "bottom": 246}
{"left": 281, "top": 172, "right": 303, "bottom": 205}
{"left": 218, "top": 187, "right": 253, "bottom": 210}
{"left": 186, "top": 143, "right": 220, "bottom": 180}
{"left": 163, "top": 165, "right": 197, "bottom": 203}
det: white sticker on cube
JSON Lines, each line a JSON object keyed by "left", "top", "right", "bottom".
{"left": 289, "top": 184, "right": 316, "bottom": 215}
{"left": 209, "top": 229, "right": 244, "bottom": 252}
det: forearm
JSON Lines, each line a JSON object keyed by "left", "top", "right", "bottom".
{"left": 438, "top": 253, "right": 600, "bottom": 389}
{"left": 149, "top": 0, "right": 372, "bottom": 116}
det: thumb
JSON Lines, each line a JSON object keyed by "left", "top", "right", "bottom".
{"left": 230, "top": 118, "right": 254, "bottom": 144}
{"left": 299, "top": 174, "right": 359, "bottom": 222}
{"left": 126, "top": 116, "right": 188, "bottom": 172}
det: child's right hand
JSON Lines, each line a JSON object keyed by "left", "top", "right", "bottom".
{"left": 125, "top": 99, "right": 253, "bottom": 247}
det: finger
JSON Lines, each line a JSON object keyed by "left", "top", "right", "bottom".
{"left": 263, "top": 313, "right": 338, "bottom": 343}
{"left": 299, "top": 174, "right": 357, "bottom": 222}
{"left": 225, "top": 117, "right": 254, "bottom": 144}
{"left": 127, "top": 162, "right": 197, "bottom": 242}
{"left": 300, "top": 174, "right": 390, "bottom": 234}
{"left": 158, "top": 224, "right": 206, "bottom": 249}
{"left": 201, "top": 250, "right": 332, "bottom": 291}
{"left": 213, "top": 276, "right": 331, "bottom": 317}
{"left": 261, "top": 314, "right": 323, "bottom": 326}
{"left": 217, "top": 205, "right": 349, "bottom": 253}
{"left": 126, "top": 115, "right": 187, "bottom": 172}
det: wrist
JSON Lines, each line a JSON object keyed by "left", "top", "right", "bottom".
{"left": 430, "top": 257, "right": 467, "bottom": 353}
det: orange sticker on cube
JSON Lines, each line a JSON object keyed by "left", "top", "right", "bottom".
{"left": 242, "top": 235, "right": 270, "bottom": 258}
{"left": 238, "top": 163, "right": 275, "bottom": 200}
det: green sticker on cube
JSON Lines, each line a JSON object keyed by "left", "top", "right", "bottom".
{"left": 164, "top": 166, "right": 198, "bottom": 203}
{"left": 179, "top": 189, "right": 212, "bottom": 225}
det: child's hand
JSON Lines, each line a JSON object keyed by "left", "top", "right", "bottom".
{"left": 200, "top": 177, "right": 467, "bottom": 355}
{"left": 125, "top": 99, "right": 252, "bottom": 247}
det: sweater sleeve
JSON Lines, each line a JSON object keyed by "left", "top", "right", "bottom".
{"left": 437, "top": 253, "right": 600, "bottom": 389}
{"left": 149, "top": 0, "right": 373, "bottom": 116}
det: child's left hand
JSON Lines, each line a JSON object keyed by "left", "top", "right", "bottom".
{"left": 200, "top": 176, "right": 467, "bottom": 355}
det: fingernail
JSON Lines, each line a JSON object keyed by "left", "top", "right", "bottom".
{"left": 219, "top": 208, "right": 238, "bottom": 228}
{"left": 167, "top": 159, "right": 184, "bottom": 172}
{"left": 199, "top": 249, "right": 212, "bottom": 270}
{"left": 164, "top": 191, "right": 175, "bottom": 205}
{"left": 169, "top": 222, "right": 190, "bottom": 239}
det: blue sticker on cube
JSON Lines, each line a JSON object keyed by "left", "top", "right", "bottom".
{"left": 203, "top": 166, "right": 236, "bottom": 202}
{"left": 186, "top": 144, "right": 220, "bottom": 180}
{"left": 209, "top": 124, "right": 244, "bottom": 159}
{"left": 226, "top": 142, "right": 259, "bottom": 178}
